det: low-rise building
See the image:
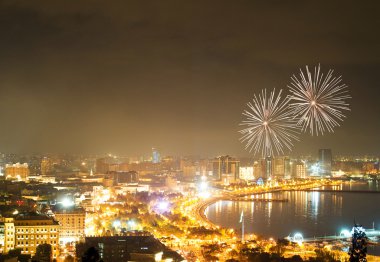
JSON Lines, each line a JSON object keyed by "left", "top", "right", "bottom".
{"left": 3, "top": 213, "right": 60, "bottom": 259}
{"left": 76, "top": 236, "right": 185, "bottom": 262}
{"left": 0, "top": 222, "right": 4, "bottom": 253}
{"left": 52, "top": 205, "right": 86, "bottom": 244}
{"left": 4, "top": 217, "right": 15, "bottom": 253}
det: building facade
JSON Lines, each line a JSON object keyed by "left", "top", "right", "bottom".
{"left": 3, "top": 214, "right": 60, "bottom": 259}
{"left": 253, "top": 161, "right": 262, "bottom": 179}
{"left": 152, "top": 148, "right": 161, "bottom": 164}
{"left": 0, "top": 222, "right": 4, "bottom": 253}
{"left": 319, "top": 149, "right": 332, "bottom": 177}
{"left": 239, "top": 167, "right": 254, "bottom": 181}
{"left": 76, "top": 236, "right": 184, "bottom": 262}
{"left": 260, "top": 157, "right": 273, "bottom": 180}
{"left": 5, "top": 163, "right": 30, "bottom": 181}
{"left": 40, "top": 158, "right": 52, "bottom": 176}
{"left": 273, "top": 157, "right": 285, "bottom": 178}
{"left": 294, "top": 161, "right": 307, "bottom": 178}
{"left": 53, "top": 206, "right": 86, "bottom": 244}
{"left": 212, "top": 156, "right": 240, "bottom": 181}
{"left": 4, "top": 218, "right": 15, "bottom": 253}
{"left": 108, "top": 171, "right": 139, "bottom": 184}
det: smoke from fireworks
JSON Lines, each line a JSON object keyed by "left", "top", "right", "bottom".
{"left": 288, "top": 65, "right": 351, "bottom": 135}
{"left": 239, "top": 89, "right": 299, "bottom": 157}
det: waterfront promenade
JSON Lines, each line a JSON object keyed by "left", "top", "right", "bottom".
{"left": 194, "top": 180, "right": 367, "bottom": 231}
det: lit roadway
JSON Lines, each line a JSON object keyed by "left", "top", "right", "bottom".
{"left": 140, "top": 179, "right": 379, "bottom": 261}
{"left": 180, "top": 179, "right": 345, "bottom": 261}
{"left": 84, "top": 179, "right": 347, "bottom": 261}
{"left": 193, "top": 179, "right": 341, "bottom": 224}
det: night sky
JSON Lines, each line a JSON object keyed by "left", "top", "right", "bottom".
{"left": 0, "top": 1, "right": 379, "bottom": 157}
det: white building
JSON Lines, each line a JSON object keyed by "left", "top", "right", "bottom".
{"left": 239, "top": 167, "right": 254, "bottom": 181}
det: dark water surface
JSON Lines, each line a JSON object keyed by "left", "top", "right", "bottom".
{"left": 205, "top": 181, "right": 380, "bottom": 255}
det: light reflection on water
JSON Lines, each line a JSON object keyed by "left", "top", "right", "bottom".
{"left": 205, "top": 182, "right": 380, "bottom": 254}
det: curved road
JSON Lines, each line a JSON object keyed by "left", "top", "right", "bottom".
{"left": 194, "top": 181, "right": 346, "bottom": 230}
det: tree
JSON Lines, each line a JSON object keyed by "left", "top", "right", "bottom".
{"left": 7, "top": 249, "right": 22, "bottom": 257}
{"left": 276, "top": 238, "right": 290, "bottom": 256}
{"left": 203, "top": 254, "right": 219, "bottom": 261}
{"left": 288, "top": 255, "right": 303, "bottom": 262}
{"left": 64, "top": 255, "right": 75, "bottom": 262}
{"left": 227, "top": 249, "right": 239, "bottom": 260}
{"left": 349, "top": 224, "right": 368, "bottom": 262}
{"left": 2, "top": 248, "right": 31, "bottom": 262}
{"left": 82, "top": 247, "right": 100, "bottom": 262}
{"left": 314, "top": 248, "right": 339, "bottom": 262}
{"left": 247, "top": 252, "right": 271, "bottom": 262}
{"left": 33, "top": 244, "right": 52, "bottom": 262}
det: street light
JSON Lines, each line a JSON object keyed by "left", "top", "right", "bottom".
{"left": 113, "top": 220, "right": 121, "bottom": 228}
{"left": 293, "top": 232, "right": 304, "bottom": 244}
{"left": 154, "top": 252, "right": 163, "bottom": 262}
{"left": 340, "top": 229, "right": 351, "bottom": 238}
{"left": 128, "top": 220, "right": 136, "bottom": 230}
{"left": 61, "top": 198, "right": 74, "bottom": 207}
{"left": 158, "top": 201, "right": 169, "bottom": 211}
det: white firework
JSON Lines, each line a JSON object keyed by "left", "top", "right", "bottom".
{"left": 239, "top": 89, "right": 299, "bottom": 157}
{"left": 288, "top": 64, "right": 351, "bottom": 135}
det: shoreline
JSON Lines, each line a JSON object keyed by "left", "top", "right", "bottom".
{"left": 195, "top": 181, "right": 375, "bottom": 231}
{"left": 196, "top": 197, "right": 222, "bottom": 229}
{"left": 196, "top": 189, "right": 296, "bottom": 229}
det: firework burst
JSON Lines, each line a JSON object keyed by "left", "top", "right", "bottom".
{"left": 288, "top": 64, "right": 351, "bottom": 135}
{"left": 239, "top": 89, "right": 299, "bottom": 157}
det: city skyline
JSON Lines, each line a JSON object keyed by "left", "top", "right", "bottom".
{"left": 1, "top": 2, "right": 380, "bottom": 260}
{"left": 0, "top": 1, "right": 379, "bottom": 157}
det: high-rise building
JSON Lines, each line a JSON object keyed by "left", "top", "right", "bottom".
{"left": 197, "top": 159, "right": 212, "bottom": 177}
{"left": 319, "top": 149, "right": 332, "bottom": 177}
{"left": 294, "top": 161, "right": 306, "bottom": 178}
{"left": 96, "top": 157, "right": 110, "bottom": 174}
{"left": 152, "top": 148, "right": 161, "bottom": 164}
{"left": 273, "top": 157, "right": 286, "bottom": 178}
{"left": 260, "top": 157, "right": 273, "bottom": 180}
{"left": 374, "top": 160, "right": 380, "bottom": 173}
{"left": 40, "top": 157, "right": 52, "bottom": 176}
{"left": 253, "top": 161, "right": 262, "bottom": 179}
{"left": 284, "top": 157, "right": 291, "bottom": 179}
{"left": 182, "top": 165, "right": 197, "bottom": 178}
{"left": 5, "top": 163, "right": 29, "bottom": 181}
{"left": 212, "top": 156, "right": 240, "bottom": 181}
{"left": 180, "top": 158, "right": 211, "bottom": 179}
{"left": 272, "top": 156, "right": 292, "bottom": 179}
{"left": 96, "top": 157, "right": 122, "bottom": 174}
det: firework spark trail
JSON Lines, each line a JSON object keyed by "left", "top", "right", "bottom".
{"left": 239, "top": 89, "right": 299, "bottom": 157}
{"left": 288, "top": 64, "right": 351, "bottom": 135}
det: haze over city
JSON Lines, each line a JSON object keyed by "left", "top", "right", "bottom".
{"left": 1, "top": 2, "right": 380, "bottom": 262}
{"left": 0, "top": 1, "right": 379, "bottom": 156}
